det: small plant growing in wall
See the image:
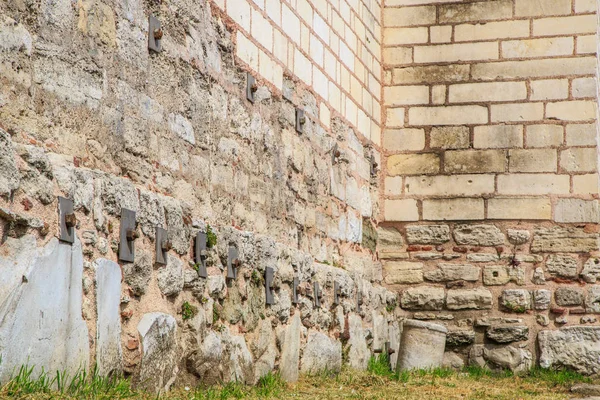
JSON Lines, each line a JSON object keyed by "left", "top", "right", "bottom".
{"left": 503, "top": 301, "right": 527, "bottom": 314}
{"left": 251, "top": 269, "right": 263, "bottom": 285}
{"left": 206, "top": 224, "right": 217, "bottom": 248}
{"left": 181, "top": 301, "right": 198, "bottom": 320}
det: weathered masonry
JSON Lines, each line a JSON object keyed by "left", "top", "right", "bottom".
{"left": 0, "top": 0, "right": 599, "bottom": 391}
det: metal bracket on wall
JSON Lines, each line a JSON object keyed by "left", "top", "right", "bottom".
{"left": 292, "top": 277, "right": 299, "bottom": 304}
{"left": 295, "top": 108, "right": 305, "bottom": 134}
{"left": 227, "top": 246, "right": 239, "bottom": 280}
{"left": 119, "top": 208, "right": 138, "bottom": 263}
{"left": 313, "top": 281, "right": 321, "bottom": 308}
{"left": 246, "top": 73, "right": 257, "bottom": 103}
{"left": 370, "top": 154, "right": 378, "bottom": 177}
{"left": 155, "top": 226, "right": 171, "bottom": 265}
{"left": 148, "top": 15, "right": 162, "bottom": 52}
{"left": 194, "top": 231, "right": 208, "bottom": 278}
{"left": 357, "top": 290, "right": 363, "bottom": 312}
{"left": 332, "top": 143, "right": 340, "bottom": 164}
{"left": 58, "top": 196, "right": 76, "bottom": 244}
{"left": 333, "top": 281, "right": 341, "bottom": 305}
{"left": 265, "top": 267, "right": 275, "bottom": 305}
{"left": 374, "top": 341, "right": 395, "bottom": 362}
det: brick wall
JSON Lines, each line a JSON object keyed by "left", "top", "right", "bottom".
{"left": 382, "top": 0, "right": 599, "bottom": 223}
{"left": 216, "top": 0, "right": 383, "bottom": 144}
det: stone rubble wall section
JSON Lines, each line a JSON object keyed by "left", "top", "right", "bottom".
{"left": 379, "top": 222, "right": 600, "bottom": 372}
{"left": 0, "top": 0, "right": 395, "bottom": 389}
{"left": 382, "top": 0, "right": 599, "bottom": 222}
{"left": 215, "top": 0, "right": 383, "bottom": 144}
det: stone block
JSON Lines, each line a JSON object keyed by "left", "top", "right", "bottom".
{"left": 473, "top": 125, "right": 523, "bottom": 148}
{"left": 483, "top": 265, "right": 525, "bottom": 286}
{"left": 301, "top": 331, "right": 342, "bottom": 373}
{"left": 453, "top": 224, "right": 505, "bottom": 246}
{"left": 526, "top": 124, "right": 564, "bottom": 148}
{"left": 548, "top": 100, "right": 597, "bottom": 121}
{"left": 384, "top": 261, "right": 424, "bottom": 284}
{"left": 454, "top": 20, "right": 529, "bottom": 42}
{"left": 439, "top": 0, "right": 512, "bottom": 23}
{"left": 530, "top": 79, "right": 569, "bottom": 101}
{"left": 449, "top": 82, "right": 526, "bottom": 103}
{"left": 585, "top": 286, "right": 600, "bottom": 313}
{"left": 384, "top": 199, "right": 419, "bottom": 222}
{"left": 497, "top": 174, "right": 570, "bottom": 195}
{"left": 384, "top": 6, "right": 436, "bottom": 27}
{"left": 468, "top": 253, "right": 500, "bottom": 263}
{"left": 532, "top": 227, "right": 599, "bottom": 253}
{"left": 384, "top": 85, "right": 429, "bottom": 105}
{"left": 555, "top": 199, "right": 599, "bottom": 223}
{"left": 546, "top": 254, "right": 579, "bottom": 278}
{"left": 445, "top": 150, "right": 506, "bottom": 173}
{"left": 566, "top": 123, "right": 597, "bottom": 146}
{"left": 446, "top": 330, "right": 475, "bottom": 347}
{"left": 423, "top": 198, "right": 484, "bottom": 220}
{"left": 384, "top": 129, "right": 425, "bottom": 151}
{"left": 430, "top": 126, "right": 470, "bottom": 149}
{"left": 406, "top": 175, "right": 494, "bottom": 196}
{"left": 446, "top": 288, "right": 493, "bottom": 310}
{"left": 414, "top": 42, "right": 499, "bottom": 64}
{"left": 488, "top": 198, "right": 552, "bottom": 220}
{"left": 406, "top": 225, "right": 451, "bottom": 245}
{"left": 387, "top": 153, "right": 440, "bottom": 175}
{"left": 486, "top": 325, "right": 529, "bottom": 343}
{"left": 378, "top": 226, "right": 404, "bottom": 258}
{"left": 502, "top": 37, "right": 574, "bottom": 59}
{"left": 384, "top": 27, "right": 429, "bottom": 45}
{"left": 515, "top": 0, "right": 571, "bottom": 16}
{"left": 409, "top": 106, "right": 488, "bottom": 126}
{"left": 534, "top": 289, "right": 551, "bottom": 310}
{"left": 573, "top": 174, "right": 600, "bottom": 195}
{"left": 393, "top": 65, "right": 470, "bottom": 85}
{"left": 500, "top": 289, "right": 531, "bottom": 312}
{"left": 424, "top": 264, "right": 480, "bottom": 283}
{"left": 400, "top": 286, "right": 445, "bottom": 311}
{"left": 555, "top": 287, "right": 584, "bottom": 306}
{"left": 508, "top": 149, "right": 557, "bottom": 173}
{"left": 539, "top": 326, "right": 600, "bottom": 375}
{"left": 533, "top": 15, "right": 597, "bottom": 36}
{"left": 572, "top": 78, "right": 597, "bottom": 98}
{"left": 491, "top": 103, "right": 544, "bottom": 122}
{"left": 581, "top": 258, "right": 600, "bottom": 283}
{"left": 561, "top": 148, "right": 598, "bottom": 173}
{"left": 508, "top": 229, "right": 530, "bottom": 245}
{"left": 472, "top": 57, "right": 596, "bottom": 80}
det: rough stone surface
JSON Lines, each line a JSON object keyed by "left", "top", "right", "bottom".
{"left": 378, "top": 226, "right": 404, "bottom": 258}
{"left": 347, "top": 314, "right": 370, "bottom": 370}
{"left": 383, "top": 261, "right": 424, "bottom": 284}
{"left": 424, "top": 264, "right": 480, "bottom": 282}
{"left": 157, "top": 254, "right": 185, "bottom": 297}
{"left": 585, "top": 286, "right": 600, "bottom": 313}
{"left": 486, "top": 325, "right": 529, "bottom": 343}
{"left": 0, "top": 129, "right": 19, "bottom": 196}
{"left": 443, "top": 352, "right": 465, "bottom": 369}
{"left": 406, "top": 225, "right": 450, "bottom": 244}
{"left": 532, "top": 227, "right": 599, "bottom": 253}
{"left": 446, "top": 288, "right": 493, "bottom": 310}
{"left": 122, "top": 249, "right": 152, "bottom": 296}
{"left": 453, "top": 225, "right": 505, "bottom": 246}
{"left": 507, "top": 229, "right": 530, "bottom": 245}
{"left": 95, "top": 259, "right": 123, "bottom": 376}
{"left": 0, "top": 235, "right": 89, "bottom": 384}
{"left": 546, "top": 254, "right": 579, "bottom": 279}
{"left": 300, "top": 331, "right": 342, "bottom": 374}
{"left": 446, "top": 330, "right": 475, "bottom": 347}
{"left": 555, "top": 287, "right": 584, "bottom": 306}
{"left": 398, "top": 320, "right": 447, "bottom": 371}
{"left": 483, "top": 265, "right": 525, "bottom": 285}
{"left": 401, "top": 286, "right": 445, "bottom": 310}
{"left": 137, "top": 313, "right": 178, "bottom": 393}
{"left": 532, "top": 267, "right": 546, "bottom": 285}
{"left": 571, "top": 383, "right": 600, "bottom": 396}
{"left": 280, "top": 312, "right": 301, "bottom": 382}
{"left": 582, "top": 258, "right": 600, "bottom": 283}
{"left": 483, "top": 345, "right": 532, "bottom": 373}
{"left": 501, "top": 289, "right": 532, "bottom": 312}
{"left": 539, "top": 327, "right": 600, "bottom": 375}
{"left": 533, "top": 289, "right": 551, "bottom": 310}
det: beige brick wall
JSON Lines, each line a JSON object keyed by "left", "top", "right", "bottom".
{"left": 382, "top": 0, "right": 599, "bottom": 223}
{"left": 216, "top": 0, "right": 383, "bottom": 144}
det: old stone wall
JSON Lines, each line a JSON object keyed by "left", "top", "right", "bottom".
{"left": 381, "top": 0, "right": 600, "bottom": 372}
{"left": 0, "top": 0, "right": 395, "bottom": 390}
